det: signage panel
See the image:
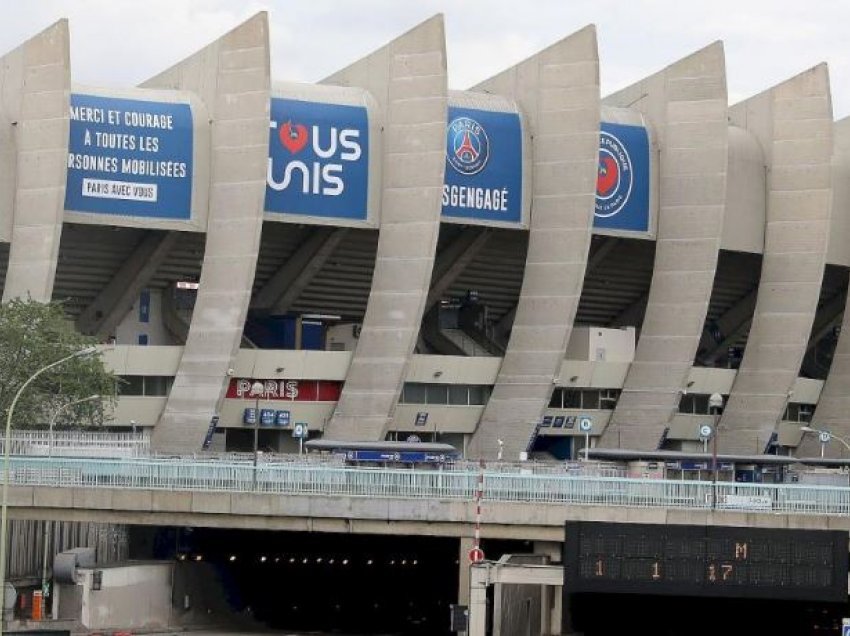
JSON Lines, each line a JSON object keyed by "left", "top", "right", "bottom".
{"left": 563, "top": 522, "right": 848, "bottom": 602}
{"left": 266, "top": 97, "right": 369, "bottom": 221}
{"left": 442, "top": 106, "right": 523, "bottom": 224}
{"left": 594, "top": 122, "right": 650, "bottom": 233}
{"left": 65, "top": 93, "right": 193, "bottom": 219}
{"left": 227, "top": 378, "right": 342, "bottom": 402}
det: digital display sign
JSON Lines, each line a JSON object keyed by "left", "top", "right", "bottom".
{"left": 563, "top": 522, "right": 848, "bottom": 603}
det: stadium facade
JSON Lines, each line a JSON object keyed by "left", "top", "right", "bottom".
{"left": 1, "top": 13, "right": 848, "bottom": 461}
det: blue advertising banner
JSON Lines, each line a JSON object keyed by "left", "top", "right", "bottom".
{"left": 442, "top": 106, "right": 523, "bottom": 224}
{"left": 594, "top": 122, "right": 650, "bottom": 233}
{"left": 65, "top": 93, "right": 193, "bottom": 219}
{"left": 266, "top": 98, "right": 369, "bottom": 220}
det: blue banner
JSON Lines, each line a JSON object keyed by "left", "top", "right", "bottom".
{"left": 594, "top": 122, "right": 650, "bottom": 232}
{"left": 442, "top": 106, "right": 523, "bottom": 224}
{"left": 266, "top": 98, "right": 369, "bottom": 220}
{"left": 65, "top": 94, "right": 193, "bottom": 219}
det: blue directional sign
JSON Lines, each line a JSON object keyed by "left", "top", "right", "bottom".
{"left": 65, "top": 93, "right": 193, "bottom": 219}
{"left": 266, "top": 98, "right": 369, "bottom": 220}
{"left": 442, "top": 106, "right": 523, "bottom": 224}
{"left": 275, "top": 410, "right": 291, "bottom": 427}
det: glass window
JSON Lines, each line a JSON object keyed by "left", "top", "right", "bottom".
{"left": 798, "top": 404, "right": 814, "bottom": 423}
{"left": 144, "top": 376, "right": 172, "bottom": 396}
{"left": 426, "top": 384, "right": 448, "bottom": 405}
{"left": 402, "top": 383, "right": 427, "bottom": 404}
{"left": 581, "top": 390, "right": 600, "bottom": 410}
{"left": 563, "top": 390, "right": 581, "bottom": 409}
{"left": 119, "top": 376, "right": 144, "bottom": 396}
{"left": 468, "top": 385, "right": 488, "bottom": 406}
{"left": 548, "top": 388, "right": 563, "bottom": 409}
{"left": 693, "top": 394, "right": 709, "bottom": 415}
{"left": 449, "top": 386, "right": 469, "bottom": 406}
{"left": 600, "top": 389, "right": 618, "bottom": 410}
{"left": 679, "top": 394, "right": 696, "bottom": 414}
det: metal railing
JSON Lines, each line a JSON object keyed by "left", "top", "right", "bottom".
{"left": 5, "top": 455, "right": 850, "bottom": 517}
{"left": 0, "top": 430, "right": 150, "bottom": 458}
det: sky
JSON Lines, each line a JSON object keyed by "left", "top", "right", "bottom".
{"left": 1, "top": 0, "right": 848, "bottom": 118}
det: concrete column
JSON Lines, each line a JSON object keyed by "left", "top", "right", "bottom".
{"left": 322, "top": 16, "right": 448, "bottom": 441}
{"left": 600, "top": 43, "right": 729, "bottom": 450}
{"left": 467, "top": 26, "right": 600, "bottom": 460}
{"left": 0, "top": 20, "right": 70, "bottom": 302}
{"left": 801, "top": 117, "right": 850, "bottom": 458}
{"left": 468, "top": 565, "right": 489, "bottom": 636}
{"left": 458, "top": 536, "right": 474, "bottom": 607}
{"left": 719, "top": 64, "right": 833, "bottom": 454}
{"left": 149, "top": 13, "right": 271, "bottom": 452}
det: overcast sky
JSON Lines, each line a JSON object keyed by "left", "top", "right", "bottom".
{"left": 2, "top": 0, "right": 848, "bottom": 118}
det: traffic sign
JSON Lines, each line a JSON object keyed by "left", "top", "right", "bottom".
{"left": 468, "top": 547, "right": 485, "bottom": 564}
{"left": 699, "top": 424, "right": 713, "bottom": 440}
{"left": 578, "top": 417, "right": 593, "bottom": 433}
{"left": 842, "top": 621, "right": 850, "bottom": 636}
{"left": 819, "top": 430, "right": 832, "bottom": 444}
{"left": 292, "top": 423, "right": 309, "bottom": 439}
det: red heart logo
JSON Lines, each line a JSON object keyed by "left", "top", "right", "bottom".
{"left": 596, "top": 155, "right": 618, "bottom": 196}
{"left": 279, "top": 121, "right": 309, "bottom": 154}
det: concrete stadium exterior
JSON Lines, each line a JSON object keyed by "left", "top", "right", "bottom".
{"left": 2, "top": 13, "right": 848, "bottom": 462}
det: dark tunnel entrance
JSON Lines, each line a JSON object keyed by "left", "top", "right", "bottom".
{"left": 133, "top": 527, "right": 463, "bottom": 634}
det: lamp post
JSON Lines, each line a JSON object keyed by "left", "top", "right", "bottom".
{"left": 249, "top": 381, "right": 264, "bottom": 490}
{"left": 1, "top": 346, "right": 98, "bottom": 634}
{"left": 42, "top": 392, "right": 101, "bottom": 605}
{"left": 48, "top": 394, "right": 101, "bottom": 457}
{"left": 799, "top": 426, "right": 850, "bottom": 458}
{"left": 708, "top": 393, "right": 724, "bottom": 510}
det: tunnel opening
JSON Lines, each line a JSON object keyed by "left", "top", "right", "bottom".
{"left": 568, "top": 592, "right": 849, "bottom": 636}
{"left": 133, "top": 526, "right": 464, "bottom": 634}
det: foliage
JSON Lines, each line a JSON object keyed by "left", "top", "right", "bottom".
{"left": 0, "top": 299, "right": 116, "bottom": 429}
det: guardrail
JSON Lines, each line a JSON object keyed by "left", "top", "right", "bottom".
{"left": 0, "top": 431, "right": 150, "bottom": 458}
{"left": 6, "top": 455, "right": 850, "bottom": 517}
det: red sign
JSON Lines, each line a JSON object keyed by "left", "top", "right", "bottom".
{"left": 468, "top": 547, "right": 485, "bottom": 564}
{"left": 226, "top": 379, "right": 342, "bottom": 402}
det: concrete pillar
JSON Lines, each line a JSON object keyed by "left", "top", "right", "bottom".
{"left": 534, "top": 542, "right": 562, "bottom": 635}
{"left": 802, "top": 117, "right": 850, "bottom": 458}
{"left": 458, "top": 536, "right": 474, "bottom": 606}
{"left": 719, "top": 64, "right": 833, "bottom": 454}
{"left": 600, "top": 42, "right": 729, "bottom": 450}
{"left": 149, "top": 13, "right": 271, "bottom": 452}
{"left": 468, "top": 26, "right": 600, "bottom": 460}
{"left": 323, "top": 16, "right": 448, "bottom": 441}
{"left": 0, "top": 20, "right": 70, "bottom": 302}
{"left": 468, "top": 565, "right": 489, "bottom": 636}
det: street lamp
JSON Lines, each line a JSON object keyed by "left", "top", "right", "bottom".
{"left": 249, "top": 381, "right": 264, "bottom": 489}
{"left": 0, "top": 345, "right": 98, "bottom": 634}
{"left": 799, "top": 426, "right": 850, "bottom": 458}
{"left": 708, "top": 393, "right": 724, "bottom": 510}
{"left": 48, "top": 394, "right": 102, "bottom": 457}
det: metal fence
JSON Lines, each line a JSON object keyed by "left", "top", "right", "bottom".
{"left": 6, "top": 455, "right": 850, "bottom": 517}
{"left": 0, "top": 430, "right": 150, "bottom": 458}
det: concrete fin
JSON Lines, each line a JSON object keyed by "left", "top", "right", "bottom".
{"left": 148, "top": 13, "right": 271, "bottom": 452}
{"left": 801, "top": 116, "right": 850, "bottom": 458}
{"left": 1, "top": 19, "right": 70, "bottom": 302}
{"left": 322, "top": 16, "right": 448, "bottom": 441}
{"left": 467, "top": 26, "right": 600, "bottom": 460}
{"left": 720, "top": 64, "right": 833, "bottom": 455}
{"left": 600, "top": 42, "right": 729, "bottom": 451}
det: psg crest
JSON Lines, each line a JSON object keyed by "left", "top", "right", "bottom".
{"left": 447, "top": 116, "right": 490, "bottom": 175}
{"left": 595, "top": 130, "right": 633, "bottom": 218}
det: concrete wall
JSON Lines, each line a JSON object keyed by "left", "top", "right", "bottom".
{"left": 802, "top": 116, "right": 850, "bottom": 457}
{"left": 149, "top": 13, "right": 271, "bottom": 452}
{"left": 322, "top": 16, "right": 448, "bottom": 441}
{"left": 468, "top": 26, "right": 600, "bottom": 460}
{"left": 600, "top": 43, "right": 728, "bottom": 451}
{"left": 720, "top": 65, "right": 833, "bottom": 454}
{"left": 75, "top": 563, "right": 171, "bottom": 630}
{"left": 0, "top": 20, "right": 70, "bottom": 301}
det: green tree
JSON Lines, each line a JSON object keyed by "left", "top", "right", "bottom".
{"left": 0, "top": 299, "right": 116, "bottom": 429}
